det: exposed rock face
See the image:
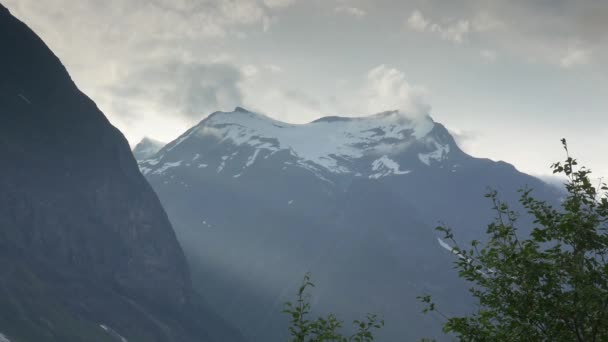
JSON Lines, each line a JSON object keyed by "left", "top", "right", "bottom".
{"left": 0, "top": 4, "right": 243, "bottom": 341}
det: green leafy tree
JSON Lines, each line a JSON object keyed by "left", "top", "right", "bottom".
{"left": 284, "top": 273, "right": 384, "bottom": 342}
{"left": 420, "top": 139, "right": 608, "bottom": 341}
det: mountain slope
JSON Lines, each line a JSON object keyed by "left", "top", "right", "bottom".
{"left": 139, "top": 107, "right": 560, "bottom": 341}
{"left": 0, "top": 4, "right": 243, "bottom": 341}
{"left": 133, "top": 137, "right": 165, "bottom": 160}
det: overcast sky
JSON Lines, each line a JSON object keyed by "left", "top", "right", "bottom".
{"left": 4, "top": 0, "right": 608, "bottom": 178}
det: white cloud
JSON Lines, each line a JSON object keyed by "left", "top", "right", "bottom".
{"left": 219, "top": 0, "right": 268, "bottom": 27}
{"left": 404, "top": 5, "right": 601, "bottom": 69}
{"left": 242, "top": 64, "right": 283, "bottom": 78}
{"left": 335, "top": 6, "right": 367, "bottom": 18}
{"left": 109, "top": 62, "right": 244, "bottom": 120}
{"left": 242, "top": 64, "right": 260, "bottom": 78}
{"left": 265, "top": 64, "right": 283, "bottom": 73}
{"left": 238, "top": 64, "right": 431, "bottom": 124}
{"left": 434, "top": 20, "right": 470, "bottom": 44}
{"left": 480, "top": 49, "right": 497, "bottom": 62}
{"left": 448, "top": 128, "right": 481, "bottom": 153}
{"left": 407, "top": 10, "right": 429, "bottom": 32}
{"left": 363, "top": 65, "right": 430, "bottom": 117}
{"left": 263, "top": 0, "right": 295, "bottom": 9}
{"left": 560, "top": 47, "right": 592, "bottom": 68}
{"left": 407, "top": 10, "right": 470, "bottom": 44}
{"left": 241, "top": 86, "right": 322, "bottom": 124}
{"left": 471, "top": 12, "right": 504, "bottom": 32}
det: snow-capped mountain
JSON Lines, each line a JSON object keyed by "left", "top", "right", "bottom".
{"left": 139, "top": 107, "right": 559, "bottom": 341}
{"left": 139, "top": 107, "right": 455, "bottom": 182}
{"left": 132, "top": 136, "right": 165, "bottom": 160}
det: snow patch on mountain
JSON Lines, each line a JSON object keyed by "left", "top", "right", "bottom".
{"left": 99, "top": 324, "right": 128, "bottom": 342}
{"left": 217, "top": 163, "right": 225, "bottom": 173}
{"left": 139, "top": 158, "right": 161, "bottom": 174}
{"left": 245, "top": 149, "right": 262, "bottom": 168}
{"left": 419, "top": 138, "right": 450, "bottom": 166}
{"left": 369, "top": 156, "right": 411, "bottom": 179}
{"left": 0, "top": 333, "right": 10, "bottom": 342}
{"left": 152, "top": 161, "right": 182, "bottom": 175}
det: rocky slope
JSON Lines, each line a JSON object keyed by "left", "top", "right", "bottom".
{"left": 0, "top": 4, "right": 243, "bottom": 341}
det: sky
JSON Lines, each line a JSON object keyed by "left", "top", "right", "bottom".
{"left": 4, "top": 0, "right": 608, "bottom": 178}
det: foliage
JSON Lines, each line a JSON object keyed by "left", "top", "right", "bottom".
{"left": 284, "top": 273, "right": 384, "bottom": 342}
{"left": 420, "top": 139, "right": 608, "bottom": 341}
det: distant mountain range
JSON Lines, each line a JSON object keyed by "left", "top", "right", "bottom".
{"left": 0, "top": 4, "right": 243, "bottom": 341}
{"left": 137, "top": 107, "right": 561, "bottom": 341}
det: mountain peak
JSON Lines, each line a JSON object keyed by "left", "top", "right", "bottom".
{"left": 310, "top": 116, "right": 353, "bottom": 123}
{"left": 204, "top": 107, "right": 276, "bottom": 123}
{"left": 142, "top": 108, "right": 458, "bottom": 180}
{"left": 133, "top": 136, "right": 165, "bottom": 160}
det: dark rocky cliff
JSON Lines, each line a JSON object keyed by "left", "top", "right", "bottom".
{"left": 0, "top": 4, "right": 242, "bottom": 341}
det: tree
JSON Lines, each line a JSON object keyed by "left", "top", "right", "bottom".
{"left": 284, "top": 273, "right": 384, "bottom": 342}
{"left": 420, "top": 139, "right": 608, "bottom": 341}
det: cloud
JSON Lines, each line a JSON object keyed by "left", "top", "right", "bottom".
{"left": 448, "top": 128, "right": 480, "bottom": 151}
{"left": 480, "top": 49, "right": 497, "bottom": 62}
{"left": 265, "top": 64, "right": 283, "bottom": 73}
{"left": 404, "top": 4, "right": 603, "bottom": 69}
{"left": 560, "top": 47, "right": 592, "bottom": 68}
{"left": 363, "top": 65, "right": 430, "bottom": 117}
{"left": 195, "top": 125, "right": 225, "bottom": 140}
{"left": 2, "top": 0, "right": 301, "bottom": 143}
{"left": 239, "top": 64, "right": 431, "bottom": 124}
{"left": 534, "top": 174, "right": 567, "bottom": 191}
{"left": 335, "top": 6, "right": 367, "bottom": 18}
{"left": 108, "top": 62, "right": 244, "bottom": 120}
{"left": 407, "top": 10, "right": 471, "bottom": 44}
{"left": 471, "top": 11, "right": 504, "bottom": 32}
{"left": 433, "top": 20, "right": 470, "bottom": 44}
{"left": 242, "top": 64, "right": 260, "bottom": 78}
{"left": 406, "top": 10, "right": 429, "bottom": 31}
{"left": 263, "top": 0, "right": 296, "bottom": 9}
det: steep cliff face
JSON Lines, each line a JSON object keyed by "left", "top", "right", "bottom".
{"left": 0, "top": 4, "right": 242, "bottom": 341}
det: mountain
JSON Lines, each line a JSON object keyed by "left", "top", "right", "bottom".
{"left": 133, "top": 137, "right": 165, "bottom": 160}
{"left": 0, "top": 4, "right": 243, "bottom": 342}
{"left": 139, "top": 107, "right": 559, "bottom": 340}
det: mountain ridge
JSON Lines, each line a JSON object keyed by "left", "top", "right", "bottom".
{"left": 140, "top": 107, "right": 459, "bottom": 182}
{"left": 0, "top": 4, "right": 243, "bottom": 341}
